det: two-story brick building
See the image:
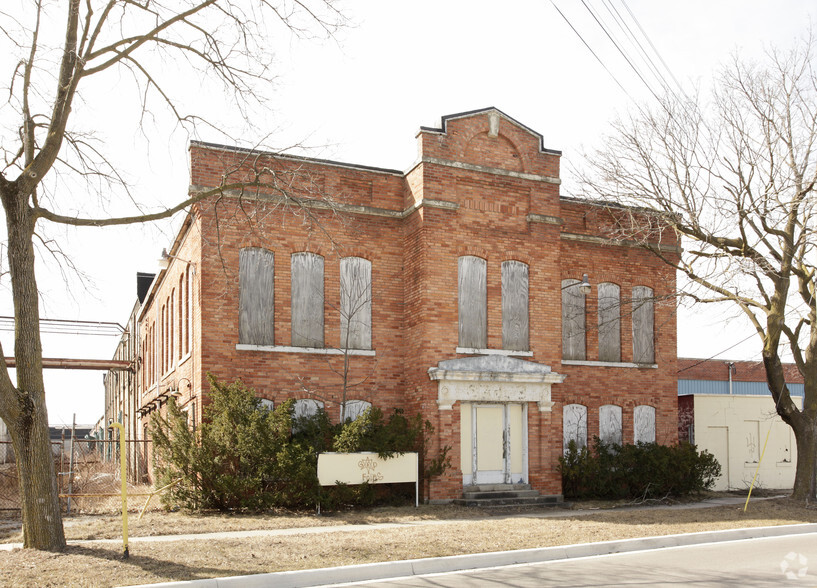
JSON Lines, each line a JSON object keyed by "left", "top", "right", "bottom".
{"left": 132, "top": 108, "right": 679, "bottom": 501}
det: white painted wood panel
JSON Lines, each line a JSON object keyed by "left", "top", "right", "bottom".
{"left": 599, "top": 404, "right": 622, "bottom": 446}
{"left": 561, "top": 279, "right": 586, "bottom": 360}
{"left": 340, "top": 257, "right": 372, "bottom": 350}
{"left": 238, "top": 248, "right": 275, "bottom": 346}
{"left": 291, "top": 252, "right": 324, "bottom": 347}
{"left": 597, "top": 282, "right": 621, "bottom": 362}
{"left": 458, "top": 256, "right": 487, "bottom": 349}
{"left": 632, "top": 286, "right": 655, "bottom": 364}
{"left": 634, "top": 405, "right": 656, "bottom": 443}
{"left": 502, "top": 261, "right": 529, "bottom": 351}
{"left": 563, "top": 403, "right": 587, "bottom": 452}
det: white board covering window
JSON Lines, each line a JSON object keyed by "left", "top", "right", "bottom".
{"left": 293, "top": 398, "right": 324, "bottom": 420}
{"left": 340, "top": 257, "right": 372, "bottom": 350}
{"left": 458, "top": 256, "right": 487, "bottom": 349}
{"left": 502, "top": 260, "right": 529, "bottom": 351}
{"left": 238, "top": 248, "right": 275, "bottom": 346}
{"left": 632, "top": 286, "right": 655, "bottom": 364}
{"left": 563, "top": 403, "right": 588, "bottom": 453}
{"left": 597, "top": 282, "right": 621, "bottom": 362}
{"left": 341, "top": 399, "right": 372, "bottom": 422}
{"left": 291, "top": 252, "right": 324, "bottom": 347}
{"left": 599, "top": 404, "right": 622, "bottom": 446}
{"left": 634, "top": 405, "right": 656, "bottom": 443}
{"left": 561, "top": 279, "right": 586, "bottom": 360}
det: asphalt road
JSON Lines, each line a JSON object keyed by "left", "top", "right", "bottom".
{"left": 346, "top": 533, "right": 817, "bottom": 588}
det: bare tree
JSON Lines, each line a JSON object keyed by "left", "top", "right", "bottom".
{"left": 0, "top": 0, "right": 344, "bottom": 550}
{"left": 579, "top": 36, "right": 817, "bottom": 501}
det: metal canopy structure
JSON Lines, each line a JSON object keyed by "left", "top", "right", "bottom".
{"left": 0, "top": 316, "right": 132, "bottom": 371}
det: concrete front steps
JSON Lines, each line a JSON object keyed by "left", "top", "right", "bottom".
{"left": 453, "top": 483, "right": 566, "bottom": 508}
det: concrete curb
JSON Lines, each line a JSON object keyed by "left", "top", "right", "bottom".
{"left": 119, "top": 523, "right": 817, "bottom": 588}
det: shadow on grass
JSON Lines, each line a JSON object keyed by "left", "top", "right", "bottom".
{"left": 65, "top": 543, "right": 261, "bottom": 583}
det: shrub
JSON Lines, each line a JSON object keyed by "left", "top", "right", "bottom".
{"left": 557, "top": 437, "right": 721, "bottom": 500}
{"left": 151, "top": 376, "right": 449, "bottom": 511}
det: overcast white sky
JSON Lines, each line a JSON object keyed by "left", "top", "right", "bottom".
{"left": 1, "top": 0, "right": 814, "bottom": 425}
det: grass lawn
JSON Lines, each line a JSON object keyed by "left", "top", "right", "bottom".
{"left": 0, "top": 494, "right": 815, "bottom": 587}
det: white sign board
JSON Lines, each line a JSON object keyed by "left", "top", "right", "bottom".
{"left": 317, "top": 452, "right": 419, "bottom": 506}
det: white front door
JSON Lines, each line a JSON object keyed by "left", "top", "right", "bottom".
{"left": 461, "top": 403, "right": 527, "bottom": 485}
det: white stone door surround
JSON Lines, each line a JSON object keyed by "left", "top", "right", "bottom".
{"left": 428, "top": 356, "right": 565, "bottom": 486}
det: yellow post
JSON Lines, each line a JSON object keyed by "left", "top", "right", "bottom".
{"left": 744, "top": 423, "right": 773, "bottom": 513}
{"left": 109, "top": 422, "right": 129, "bottom": 559}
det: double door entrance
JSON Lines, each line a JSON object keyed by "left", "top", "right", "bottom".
{"left": 461, "top": 402, "right": 527, "bottom": 485}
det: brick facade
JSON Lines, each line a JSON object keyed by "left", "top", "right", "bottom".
{"left": 134, "top": 108, "right": 679, "bottom": 501}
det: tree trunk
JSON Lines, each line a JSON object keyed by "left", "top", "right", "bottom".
{"left": 10, "top": 409, "right": 65, "bottom": 549}
{"left": 790, "top": 413, "right": 817, "bottom": 501}
{"left": 0, "top": 183, "right": 66, "bottom": 550}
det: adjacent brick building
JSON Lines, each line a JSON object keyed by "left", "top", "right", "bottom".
{"left": 132, "top": 108, "right": 679, "bottom": 501}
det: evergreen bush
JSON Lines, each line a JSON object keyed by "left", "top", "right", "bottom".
{"left": 151, "top": 375, "right": 449, "bottom": 511}
{"left": 557, "top": 437, "right": 721, "bottom": 500}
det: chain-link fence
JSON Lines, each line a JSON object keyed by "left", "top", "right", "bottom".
{"left": 0, "top": 438, "right": 155, "bottom": 515}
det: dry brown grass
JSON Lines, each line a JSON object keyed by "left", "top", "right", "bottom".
{"left": 1, "top": 496, "right": 815, "bottom": 588}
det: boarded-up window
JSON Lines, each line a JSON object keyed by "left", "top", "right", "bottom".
{"left": 294, "top": 398, "right": 323, "bottom": 419}
{"left": 340, "top": 257, "right": 372, "bottom": 350}
{"left": 632, "top": 286, "right": 655, "bottom": 364}
{"left": 178, "top": 275, "right": 184, "bottom": 360}
{"left": 563, "top": 403, "right": 588, "bottom": 453}
{"left": 238, "top": 248, "right": 275, "bottom": 346}
{"left": 502, "top": 260, "right": 529, "bottom": 351}
{"left": 599, "top": 404, "right": 623, "bottom": 446}
{"left": 458, "top": 256, "right": 487, "bottom": 348}
{"left": 561, "top": 279, "right": 586, "bottom": 360}
{"left": 341, "top": 399, "right": 372, "bottom": 422}
{"left": 597, "top": 282, "right": 621, "bottom": 362}
{"left": 634, "top": 405, "right": 656, "bottom": 443}
{"left": 291, "top": 252, "right": 324, "bottom": 347}
{"left": 186, "top": 265, "right": 193, "bottom": 354}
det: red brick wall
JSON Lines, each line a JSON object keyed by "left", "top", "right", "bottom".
{"left": 136, "top": 109, "right": 679, "bottom": 500}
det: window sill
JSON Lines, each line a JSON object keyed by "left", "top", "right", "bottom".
{"left": 455, "top": 347, "right": 533, "bottom": 357}
{"left": 236, "top": 344, "right": 376, "bottom": 356}
{"left": 178, "top": 353, "right": 191, "bottom": 368}
{"left": 561, "top": 360, "right": 658, "bottom": 369}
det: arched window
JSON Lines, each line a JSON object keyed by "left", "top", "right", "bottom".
{"left": 186, "top": 265, "right": 193, "bottom": 354}
{"left": 178, "top": 274, "right": 184, "bottom": 360}
{"left": 562, "top": 403, "right": 588, "bottom": 453}
{"left": 341, "top": 400, "right": 372, "bottom": 422}
{"left": 599, "top": 404, "right": 622, "bottom": 446}
{"left": 634, "top": 405, "right": 656, "bottom": 443}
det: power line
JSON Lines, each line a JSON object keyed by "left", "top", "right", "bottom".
{"left": 677, "top": 332, "right": 758, "bottom": 373}
{"left": 579, "top": 0, "right": 663, "bottom": 104}
{"left": 549, "top": 0, "right": 637, "bottom": 102}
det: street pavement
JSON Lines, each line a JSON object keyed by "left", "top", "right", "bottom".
{"left": 343, "top": 532, "right": 817, "bottom": 587}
